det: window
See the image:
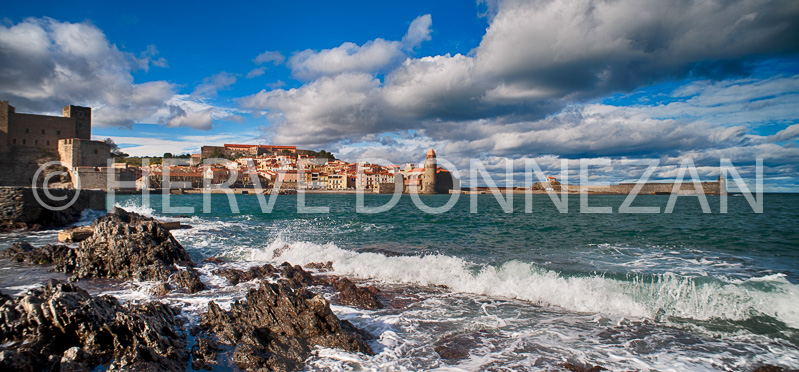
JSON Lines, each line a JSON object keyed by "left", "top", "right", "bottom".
{"left": 22, "top": 139, "right": 26, "bottom": 145}
{"left": 47, "top": 140, "right": 50, "bottom": 146}
{"left": 94, "top": 149, "right": 98, "bottom": 154}
{"left": 56, "top": 130, "right": 61, "bottom": 135}
{"left": 41, "top": 129, "right": 45, "bottom": 134}
{"left": 78, "top": 122, "right": 82, "bottom": 127}
{"left": 35, "top": 140, "right": 38, "bottom": 145}
{"left": 25, "top": 128, "right": 29, "bottom": 133}
{"left": 12, "top": 139, "right": 16, "bottom": 144}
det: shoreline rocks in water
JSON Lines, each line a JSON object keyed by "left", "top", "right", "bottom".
{"left": 2, "top": 208, "right": 206, "bottom": 294}
{"left": 200, "top": 280, "right": 373, "bottom": 371}
{"left": 0, "top": 279, "right": 186, "bottom": 371}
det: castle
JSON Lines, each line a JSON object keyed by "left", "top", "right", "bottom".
{"left": 0, "top": 101, "right": 117, "bottom": 188}
{"left": 0, "top": 101, "right": 92, "bottom": 153}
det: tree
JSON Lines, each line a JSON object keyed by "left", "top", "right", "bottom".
{"left": 104, "top": 138, "right": 128, "bottom": 157}
{"left": 163, "top": 152, "right": 173, "bottom": 158}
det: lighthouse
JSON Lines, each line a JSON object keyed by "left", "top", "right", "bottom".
{"left": 422, "top": 148, "right": 437, "bottom": 194}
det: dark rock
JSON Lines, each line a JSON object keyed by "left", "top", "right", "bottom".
{"left": 434, "top": 331, "right": 491, "bottom": 361}
{"left": 280, "top": 262, "right": 317, "bottom": 288}
{"left": 0, "top": 279, "right": 187, "bottom": 371}
{"left": 55, "top": 208, "right": 195, "bottom": 281}
{"left": 215, "top": 263, "right": 278, "bottom": 285}
{"left": 563, "top": 362, "right": 608, "bottom": 372}
{"left": 753, "top": 366, "right": 799, "bottom": 372}
{"left": 0, "top": 241, "right": 71, "bottom": 265}
{"left": 201, "top": 281, "right": 373, "bottom": 371}
{"left": 151, "top": 282, "right": 172, "bottom": 296}
{"left": 57, "top": 225, "right": 93, "bottom": 243}
{"left": 305, "top": 261, "right": 334, "bottom": 272}
{"left": 203, "top": 256, "right": 225, "bottom": 264}
{"left": 332, "top": 277, "right": 383, "bottom": 310}
{"left": 191, "top": 337, "right": 220, "bottom": 370}
{"left": 174, "top": 267, "right": 207, "bottom": 293}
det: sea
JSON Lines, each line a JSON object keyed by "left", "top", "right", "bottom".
{"left": 1, "top": 192, "right": 798, "bottom": 371}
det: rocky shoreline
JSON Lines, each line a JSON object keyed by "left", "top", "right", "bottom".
{"left": 0, "top": 209, "right": 382, "bottom": 371}
{"left": 0, "top": 209, "right": 795, "bottom": 371}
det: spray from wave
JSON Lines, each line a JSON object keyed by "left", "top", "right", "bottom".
{"left": 248, "top": 239, "right": 799, "bottom": 331}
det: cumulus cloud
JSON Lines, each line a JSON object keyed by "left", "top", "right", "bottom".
{"left": 0, "top": 17, "right": 237, "bottom": 130}
{"left": 247, "top": 0, "right": 798, "bottom": 149}
{"left": 287, "top": 14, "right": 433, "bottom": 80}
{"left": 401, "top": 14, "right": 433, "bottom": 49}
{"left": 475, "top": 0, "right": 799, "bottom": 97}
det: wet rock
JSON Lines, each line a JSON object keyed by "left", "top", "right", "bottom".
{"left": 151, "top": 282, "right": 172, "bottom": 296}
{"left": 57, "top": 225, "right": 93, "bottom": 243}
{"left": 563, "top": 362, "right": 607, "bottom": 372}
{"left": 0, "top": 279, "right": 187, "bottom": 371}
{"left": 0, "top": 241, "right": 71, "bottom": 265}
{"left": 56, "top": 208, "right": 196, "bottom": 281}
{"left": 174, "top": 267, "right": 207, "bottom": 293}
{"left": 332, "top": 277, "right": 383, "bottom": 310}
{"left": 279, "top": 262, "right": 317, "bottom": 288}
{"left": 201, "top": 281, "right": 373, "bottom": 371}
{"left": 434, "top": 331, "right": 491, "bottom": 361}
{"left": 203, "top": 256, "right": 225, "bottom": 264}
{"left": 215, "top": 263, "right": 278, "bottom": 285}
{"left": 753, "top": 366, "right": 799, "bottom": 372}
{"left": 305, "top": 261, "right": 334, "bottom": 272}
{"left": 191, "top": 337, "right": 220, "bottom": 370}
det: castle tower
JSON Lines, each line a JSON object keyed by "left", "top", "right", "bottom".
{"left": 422, "top": 148, "right": 437, "bottom": 194}
{"left": 62, "top": 105, "right": 91, "bottom": 139}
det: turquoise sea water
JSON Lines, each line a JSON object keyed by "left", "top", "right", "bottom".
{"left": 2, "top": 192, "right": 798, "bottom": 370}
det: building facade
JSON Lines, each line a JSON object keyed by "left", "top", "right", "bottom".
{"left": 1, "top": 101, "right": 91, "bottom": 153}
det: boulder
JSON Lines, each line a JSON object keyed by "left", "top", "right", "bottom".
{"left": 174, "top": 267, "right": 206, "bottom": 293}
{"left": 200, "top": 281, "right": 373, "bottom": 371}
{"left": 0, "top": 280, "right": 187, "bottom": 371}
{"left": 190, "top": 337, "right": 220, "bottom": 370}
{"left": 57, "top": 225, "right": 93, "bottom": 243}
{"left": 56, "top": 208, "right": 195, "bottom": 281}
{"left": 332, "top": 277, "right": 383, "bottom": 310}
{"left": 215, "top": 263, "right": 278, "bottom": 285}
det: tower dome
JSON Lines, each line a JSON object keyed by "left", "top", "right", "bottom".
{"left": 426, "top": 148, "right": 436, "bottom": 158}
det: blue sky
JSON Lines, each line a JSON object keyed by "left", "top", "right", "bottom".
{"left": 2, "top": 0, "right": 798, "bottom": 190}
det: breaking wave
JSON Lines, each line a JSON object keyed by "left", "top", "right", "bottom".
{"left": 248, "top": 239, "right": 799, "bottom": 330}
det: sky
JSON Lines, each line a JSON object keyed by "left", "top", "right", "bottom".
{"left": 1, "top": 0, "right": 798, "bottom": 190}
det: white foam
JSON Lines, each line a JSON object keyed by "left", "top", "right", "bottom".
{"left": 248, "top": 239, "right": 799, "bottom": 329}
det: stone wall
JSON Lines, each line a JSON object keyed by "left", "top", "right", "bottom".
{"left": 59, "top": 138, "right": 111, "bottom": 170}
{"left": 1, "top": 102, "right": 91, "bottom": 152}
{"left": 0, "top": 187, "right": 106, "bottom": 230}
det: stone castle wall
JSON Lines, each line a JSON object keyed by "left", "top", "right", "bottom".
{"left": 1, "top": 102, "right": 91, "bottom": 153}
{"left": 58, "top": 139, "right": 111, "bottom": 170}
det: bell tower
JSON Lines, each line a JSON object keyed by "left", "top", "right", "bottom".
{"left": 422, "top": 148, "right": 437, "bottom": 194}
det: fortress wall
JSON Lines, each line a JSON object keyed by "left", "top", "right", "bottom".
{"left": 7, "top": 113, "right": 78, "bottom": 150}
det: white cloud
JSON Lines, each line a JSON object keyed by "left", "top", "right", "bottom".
{"left": 192, "top": 72, "right": 237, "bottom": 97}
{"left": 401, "top": 14, "right": 433, "bottom": 49}
{"left": 0, "top": 17, "right": 233, "bottom": 130}
{"left": 253, "top": 50, "right": 285, "bottom": 65}
{"left": 287, "top": 14, "right": 433, "bottom": 81}
{"left": 246, "top": 67, "right": 267, "bottom": 79}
